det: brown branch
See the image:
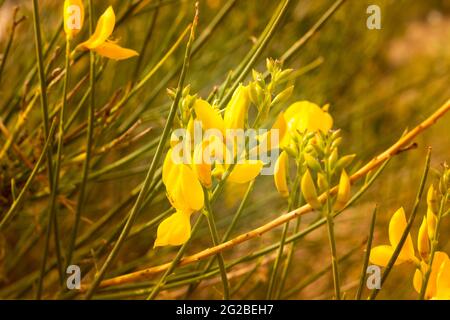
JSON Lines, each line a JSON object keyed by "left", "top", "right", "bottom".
{"left": 82, "top": 98, "right": 450, "bottom": 291}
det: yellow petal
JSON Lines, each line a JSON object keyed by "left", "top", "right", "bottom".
{"left": 418, "top": 216, "right": 430, "bottom": 260}
{"left": 228, "top": 160, "right": 263, "bottom": 184}
{"left": 435, "top": 257, "right": 450, "bottom": 299}
{"left": 370, "top": 245, "right": 404, "bottom": 267}
{"left": 284, "top": 101, "right": 333, "bottom": 134}
{"left": 193, "top": 99, "right": 225, "bottom": 134}
{"left": 154, "top": 211, "right": 191, "bottom": 247}
{"left": 79, "top": 6, "right": 115, "bottom": 49}
{"left": 180, "top": 165, "right": 204, "bottom": 211}
{"left": 388, "top": 207, "right": 416, "bottom": 262}
{"left": 413, "top": 266, "right": 424, "bottom": 294}
{"left": 193, "top": 140, "right": 212, "bottom": 188}
{"left": 93, "top": 41, "right": 139, "bottom": 60}
{"left": 64, "top": 0, "right": 84, "bottom": 38}
{"left": 274, "top": 151, "right": 289, "bottom": 198}
{"left": 162, "top": 149, "right": 179, "bottom": 188}
{"left": 414, "top": 252, "right": 449, "bottom": 298}
{"left": 224, "top": 85, "right": 250, "bottom": 130}
{"left": 334, "top": 169, "right": 351, "bottom": 211}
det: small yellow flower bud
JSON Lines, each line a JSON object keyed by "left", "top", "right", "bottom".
{"left": 304, "top": 153, "right": 321, "bottom": 172}
{"left": 334, "top": 170, "right": 351, "bottom": 211}
{"left": 418, "top": 216, "right": 430, "bottom": 261}
{"left": 427, "top": 207, "right": 437, "bottom": 240}
{"left": 427, "top": 185, "right": 439, "bottom": 213}
{"left": 274, "top": 151, "right": 289, "bottom": 198}
{"left": 64, "top": 0, "right": 84, "bottom": 39}
{"left": 301, "top": 169, "right": 321, "bottom": 210}
{"left": 317, "top": 172, "right": 328, "bottom": 193}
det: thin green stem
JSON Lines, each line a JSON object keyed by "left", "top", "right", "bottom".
{"left": 204, "top": 189, "right": 230, "bottom": 299}
{"left": 66, "top": 0, "right": 96, "bottom": 270}
{"left": 355, "top": 205, "right": 377, "bottom": 300}
{"left": 83, "top": 8, "right": 198, "bottom": 300}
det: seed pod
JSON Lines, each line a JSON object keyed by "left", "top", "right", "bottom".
{"left": 301, "top": 169, "right": 321, "bottom": 210}
{"left": 418, "top": 216, "right": 430, "bottom": 261}
{"left": 334, "top": 170, "right": 351, "bottom": 211}
{"left": 274, "top": 151, "right": 289, "bottom": 198}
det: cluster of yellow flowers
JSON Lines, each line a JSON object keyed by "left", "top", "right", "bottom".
{"left": 64, "top": 0, "right": 138, "bottom": 60}
{"left": 370, "top": 180, "right": 450, "bottom": 299}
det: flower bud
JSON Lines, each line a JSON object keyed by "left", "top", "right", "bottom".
{"left": 334, "top": 170, "right": 351, "bottom": 211}
{"left": 418, "top": 216, "right": 430, "bottom": 260}
{"left": 304, "top": 153, "right": 321, "bottom": 172}
{"left": 274, "top": 151, "right": 289, "bottom": 198}
{"left": 301, "top": 169, "right": 321, "bottom": 210}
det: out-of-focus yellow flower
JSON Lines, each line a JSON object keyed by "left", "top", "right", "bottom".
{"left": 224, "top": 85, "right": 250, "bottom": 130}
{"left": 370, "top": 207, "right": 418, "bottom": 266}
{"left": 64, "top": 0, "right": 84, "bottom": 39}
{"left": 162, "top": 149, "right": 204, "bottom": 213}
{"left": 284, "top": 101, "right": 333, "bottom": 134}
{"left": 413, "top": 252, "right": 449, "bottom": 299}
{"left": 274, "top": 150, "right": 289, "bottom": 198}
{"left": 77, "top": 6, "right": 138, "bottom": 60}
{"left": 154, "top": 211, "right": 191, "bottom": 247}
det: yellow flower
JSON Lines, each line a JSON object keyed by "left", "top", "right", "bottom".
{"left": 284, "top": 101, "right": 333, "bottom": 134}
{"left": 370, "top": 207, "right": 417, "bottom": 266}
{"left": 413, "top": 252, "right": 449, "bottom": 299}
{"left": 193, "top": 96, "right": 264, "bottom": 184}
{"left": 223, "top": 85, "right": 250, "bottom": 130}
{"left": 77, "top": 6, "right": 138, "bottom": 60}
{"left": 162, "top": 149, "right": 204, "bottom": 214}
{"left": 64, "top": 0, "right": 84, "bottom": 39}
{"left": 274, "top": 150, "right": 289, "bottom": 198}
{"left": 154, "top": 211, "right": 191, "bottom": 247}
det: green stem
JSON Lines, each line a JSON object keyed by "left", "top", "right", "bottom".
{"left": 325, "top": 161, "right": 341, "bottom": 300}
{"left": 204, "top": 189, "right": 230, "bottom": 299}
{"left": 66, "top": 0, "right": 96, "bottom": 270}
{"left": 355, "top": 205, "right": 377, "bottom": 300}
{"left": 83, "top": 9, "right": 198, "bottom": 300}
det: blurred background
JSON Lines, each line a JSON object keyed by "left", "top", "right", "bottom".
{"left": 0, "top": 0, "right": 449, "bottom": 299}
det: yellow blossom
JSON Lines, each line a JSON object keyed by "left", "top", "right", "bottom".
{"left": 413, "top": 252, "right": 449, "bottom": 299}
{"left": 77, "top": 6, "right": 138, "bottom": 60}
{"left": 370, "top": 207, "right": 417, "bottom": 266}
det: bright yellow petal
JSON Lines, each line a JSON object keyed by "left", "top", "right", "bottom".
{"left": 334, "top": 169, "right": 351, "bottom": 211}
{"left": 154, "top": 211, "right": 191, "bottom": 247}
{"left": 224, "top": 85, "right": 250, "bottom": 130}
{"left": 79, "top": 6, "right": 115, "bottom": 49}
{"left": 413, "top": 266, "right": 424, "bottom": 294}
{"left": 162, "top": 149, "right": 179, "bottom": 188}
{"left": 284, "top": 101, "right": 333, "bottom": 133}
{"left": 93, "top": 41, "right": 139, "bottom": 60}
{"left": 418, "top": 216, "right": 430, "bottom": 260}
{"left": 193, "top": 140, "right": 212, "bottom": 188}
{"left": 388, "top": 207, "right": 416, "bottom": 262}
{"left": 274, "top": 151, "right": 289, "bottom": 198}
{"left": 193, "top": 99, "right": 225, "bottom": 134}
{"left": 64, "top": 0, "right": 84, "bottom": 38}
{"left": 228, "top": 160, "right": 263, "bottom": 184}
{"left": 426, "top": 252, "right": 449, "bottom": 299}
{"left": 435, "top": 258, "right": 450, "bottom": 300}
{"left": 180, "top": 165, "right": 204, "bottom": 211}
{"left": 370, "top": 246, "right": 394, "bottom": 267}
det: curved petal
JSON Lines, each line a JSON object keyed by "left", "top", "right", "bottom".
{"left": 388, "top": 207, "right": 416, "bottom": 262}
{"left": 228, "top": 160, "right": 263, "bottom": 184}
{"left": 435, "top": 258, "right": 450, "bottom": 299}
{"left": 224, "top": 85, "right": 249, "bottom": 130}
{"left": 154, "top": 211, "right": 191, "bottom": 247}
{"left": 193, "top": 99, "right": 225, "bottom": 134}
{"left": 79, "top": 6, "right": 115, "bottom": 49}
{"left": 180, "top": 165, "right": 204, "bottom": 211}
{"left": 93, "top": 41, "right": 138, "bottom": 60}
{"left": 274, "top": 151, "right": 289, "bottom": 197}
{"left": 370, "top": 245, "right": 395, "bottom": 267}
